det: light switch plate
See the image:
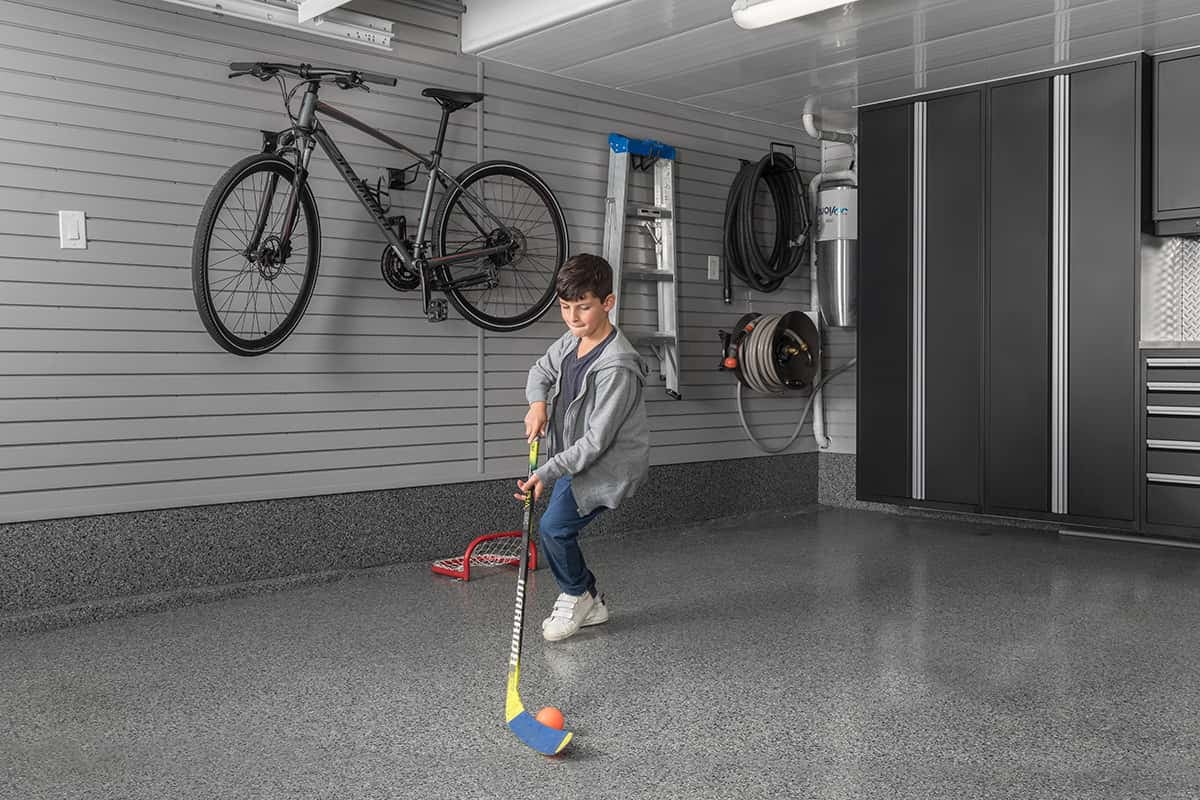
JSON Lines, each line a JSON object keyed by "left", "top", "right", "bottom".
{"left": 707, "top": 255, "right": 720, "bottom": 280}
{"left": 59, "top": 211, "right": 87, "bottom": 249}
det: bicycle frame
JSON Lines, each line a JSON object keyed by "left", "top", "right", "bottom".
{"left": 260, "top": 83, "right": 513, "bottom": 319}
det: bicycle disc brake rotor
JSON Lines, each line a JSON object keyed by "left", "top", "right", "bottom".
{"left": 255, "top": 235, "right": 290, "bottom": 281}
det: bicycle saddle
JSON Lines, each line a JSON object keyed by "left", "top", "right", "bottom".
{"left": 422, "top": 87, "right": 484, "bottom": 112}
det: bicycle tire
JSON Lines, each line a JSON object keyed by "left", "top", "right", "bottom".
{"left": 192, "top": 153, "right": 321, "bottom": 356}
{"left": 432, "top": 160, "right": 568, "bottom": 332}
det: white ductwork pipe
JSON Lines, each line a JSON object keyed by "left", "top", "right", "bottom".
{"left": 802, "top": 99, "right": 857, "bottom": 146}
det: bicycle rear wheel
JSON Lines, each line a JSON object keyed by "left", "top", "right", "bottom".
{"left": 432, "top": 160, "right": 568, "bottom": 332}
{"left": 192, "top": 153, "right": 321, "bottom": 356}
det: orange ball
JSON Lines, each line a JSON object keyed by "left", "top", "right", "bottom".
{"left": 535, "top": 706, "right": 564, "bottom": 730}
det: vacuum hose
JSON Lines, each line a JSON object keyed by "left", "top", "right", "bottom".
{"left": 723, "top": 152, "right": 810, "bottom": 297}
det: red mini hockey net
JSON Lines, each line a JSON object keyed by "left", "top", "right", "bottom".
{"left": 431, "top": 530, "right": 537, "bottom": 581}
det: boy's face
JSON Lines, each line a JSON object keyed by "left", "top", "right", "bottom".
{"left": 559, "top": 292, "right": 615, "bottom": 339}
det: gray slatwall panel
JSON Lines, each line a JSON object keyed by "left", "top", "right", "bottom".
{"left": 479, "top": 63, "right": 818, "bottom": 477}
{"left": 5, "top": 407, "right": 475, "bottom": 444}
{"left": 0, "top": 0, "right": 821, "bottom": 523}
{"left": 4, "top": 460, "right": 488, "bottom": 523}
{"left": 1, "top": 390, "right": 478, "bottom": 421}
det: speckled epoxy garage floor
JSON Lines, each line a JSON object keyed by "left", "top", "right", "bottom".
{"left": 4, "top": 507, "right": 1200, "bottom": 800}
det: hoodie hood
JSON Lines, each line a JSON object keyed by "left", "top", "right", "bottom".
{"left": 590, "top": 329, "right": 650, "bottom": 384}
{"left": 543, "top": 328, "right": 650, "bottom": 385}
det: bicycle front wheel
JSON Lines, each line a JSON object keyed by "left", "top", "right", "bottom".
{"left": 432, "top": 161, "right": 568, "bottom": 332}
{"left": 191, "top": 153, "right": 321, "bottom": 356}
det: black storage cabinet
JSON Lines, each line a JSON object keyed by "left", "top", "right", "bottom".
{"left": 924, "top": 90, "right": 984, "bottom": 508}
{"left": 856, "top": 56, "right": 1143, "bottom": 529}
{"left": 985, "top": 77, "right": 1052, "bottom": 515}
{"left": 1153, "top": 52, "right": 1200, "bottom": 231}
{"left": 856, "top": 102, "right": 912, "bottom": 504}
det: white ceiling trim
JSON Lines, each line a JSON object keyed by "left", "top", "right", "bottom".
{"left": 298, "top": 0, "right": 352, "bottom": 22}
{"left": 460, "top": 0, "right": 625, "bottom": 53}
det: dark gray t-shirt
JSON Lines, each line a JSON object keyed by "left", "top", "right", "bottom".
{"left": 552, "top": 327, "right": 618, "bottom": 446}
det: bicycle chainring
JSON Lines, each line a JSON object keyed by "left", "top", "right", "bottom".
{"left": 381, "top": 243, "right": 420, "bottom": 291}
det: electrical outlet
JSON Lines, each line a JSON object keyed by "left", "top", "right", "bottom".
{"left": 707, "top": 255, "right": 720, "bottom": 280}
{"left": 58, "top": 211, "right": 87, "bottom": 249}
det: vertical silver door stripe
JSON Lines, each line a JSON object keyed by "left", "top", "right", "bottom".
{"left": 1051, "top": 73, "right": 1070, "bottom": 515}
{"left": 912, "top": 101, "right": 927, "bottom": 501}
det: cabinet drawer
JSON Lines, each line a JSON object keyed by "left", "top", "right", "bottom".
{"left": 1147, "top": 480, "right": 1200, "bottom": 527}
{"left": 1148, "top": 414, "right": 1200, "bottom": 440}
{"left": 1147, "top": 358, "right": 1200, "bottom": 384}
{"left": 1147, "top": 446, "right": 1200, "bottom": 474}
{"left": 1147, "top": 392, "right": 1200, "bottom": 408}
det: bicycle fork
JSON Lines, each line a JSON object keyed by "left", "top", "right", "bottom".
{"left": 243, "top": 126, "right": 310, "bottom": 270}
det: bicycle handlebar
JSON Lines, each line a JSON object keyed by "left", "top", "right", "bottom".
{"left": 357, "top": 69, "right": 397, "bottom": 87}
{"left": 227, "top": 62, "right": 397, "bottom": 88}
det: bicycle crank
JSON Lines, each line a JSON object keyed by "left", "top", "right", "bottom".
{"left": 381, "top": 243, "right": 420, "bottom": 291}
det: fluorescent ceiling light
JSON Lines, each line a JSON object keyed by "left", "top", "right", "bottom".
{"left": 731, "top": 0, "right": 856, "bottom": 29}
{"left": 164, "top": 0, "right": 394, "bottom": 50}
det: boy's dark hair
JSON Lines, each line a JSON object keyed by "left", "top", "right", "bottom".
{"left": 556, "top": 253, "right": 613, "bottom": 301}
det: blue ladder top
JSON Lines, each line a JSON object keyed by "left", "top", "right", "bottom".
{"left": 609, "top": 133, "right": 676, "bottom": 161}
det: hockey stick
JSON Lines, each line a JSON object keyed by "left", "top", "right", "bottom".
{"left": 505, "top": 439, "right": 573, "bottom": 755}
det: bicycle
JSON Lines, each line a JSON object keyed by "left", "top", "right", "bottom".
{"left": 191, "top": 61, "right": 570, "bottom": 356}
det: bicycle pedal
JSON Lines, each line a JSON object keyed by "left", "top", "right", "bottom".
{"left": 426, "top": 299, "right": 448, "bottom": 323}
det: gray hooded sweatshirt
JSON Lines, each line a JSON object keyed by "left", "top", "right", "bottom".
{"left": 525, "top": 328, "right": 651, "bottom": 516}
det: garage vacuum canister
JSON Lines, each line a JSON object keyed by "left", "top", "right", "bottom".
{"left": 816, "top": 183, "right": 857, "bottom": 328}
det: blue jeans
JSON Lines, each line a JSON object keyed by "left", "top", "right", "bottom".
{"left": 539, "top": 475, "right": 606, "bottom": 596}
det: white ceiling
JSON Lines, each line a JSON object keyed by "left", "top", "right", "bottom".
{"left": 462, "top": 0, "right": 1200, "bottom": 132}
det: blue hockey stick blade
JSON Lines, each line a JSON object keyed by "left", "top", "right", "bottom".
{"left": 508, "top": 710, "right": 573, "bottom": 755}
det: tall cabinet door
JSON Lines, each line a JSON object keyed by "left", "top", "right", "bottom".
{"left": 924, "top": 90, "right": 984, "bottom": 506}
{"left": 986, "top": 78, "right": 1052, "bottom": 514}
{"left": 857, "top": 103, "right": 912, "bottom": 503}
{"left": 1066, "top": 62, "right": 1138, "bottom": 522}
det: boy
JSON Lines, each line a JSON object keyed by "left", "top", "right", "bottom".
{"left": 517, "top": 253, "right": 651, "bottom": 642}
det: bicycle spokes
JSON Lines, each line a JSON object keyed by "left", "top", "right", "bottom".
{"left": 437, "top": 170, "right": 563, "bottom": 325}
{"left": 194, "top": 154, "right": 320, "bottom": 355}
{"left": 210, "top": 173, "right": 308, "bottom": 334}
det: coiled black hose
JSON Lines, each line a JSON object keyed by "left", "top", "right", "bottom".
{"left": 723, "top": 152, "right": 810, "bottom": 298}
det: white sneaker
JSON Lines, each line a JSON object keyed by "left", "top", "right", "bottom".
{"left": 542, "top": 591, "right": 608, "bottom": 641}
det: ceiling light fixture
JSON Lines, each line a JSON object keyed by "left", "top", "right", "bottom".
{"left": 731, "top": 0, "right": 858, "bottom": 30}
{"left": 164, "top": 0, "right": 394, "bottom": 50}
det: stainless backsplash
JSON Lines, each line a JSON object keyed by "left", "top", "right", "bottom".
{"left": 1141, "top": 233, "right": 1200, "bottom": 344}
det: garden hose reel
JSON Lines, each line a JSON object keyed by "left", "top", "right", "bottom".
{"left": 718, "top": 311, "right": 821, "bottom": 393}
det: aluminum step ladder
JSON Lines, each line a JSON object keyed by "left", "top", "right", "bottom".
{"left": 603, "top": 133, "right": 681, "bottom": 399}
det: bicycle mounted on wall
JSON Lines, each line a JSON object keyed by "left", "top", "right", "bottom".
{"left": 191, "top": 62, "right": 570, "bottom": 356}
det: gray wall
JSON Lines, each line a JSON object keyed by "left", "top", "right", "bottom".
{"left": 0, "top": 0, "right": 827, "bottom": 525}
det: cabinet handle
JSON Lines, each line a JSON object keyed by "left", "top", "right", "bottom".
{"left": 1148, "top": 473, "right": 1200, "bottom": 486}
{"left": 1147, "top": 439, "right": 1200, "bottom": 450}
{"left": 1147, "top": 359, "right": 1200, "bottom": 368}
{"left": 1147, "top": 406, "right": 1200, "bottom": 416}
{"left": 1148, "top": 382, "right": 1200, "bottom": 392}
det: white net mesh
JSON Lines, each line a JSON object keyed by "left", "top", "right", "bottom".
{"left": 431, "top": 531, "right": 533, "bottom": 581}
